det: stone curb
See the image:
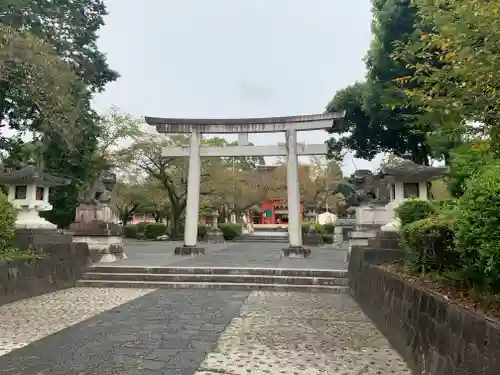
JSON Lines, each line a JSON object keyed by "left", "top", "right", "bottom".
{"left": 75, "top": 280, "right": 349, "bottom": 293}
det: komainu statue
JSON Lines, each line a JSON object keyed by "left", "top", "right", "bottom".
{"left": 329, "top": 169, "right": 390, "bottom": 208}
{"left": 69, "top": 170, "right": 126, "bottom": 263}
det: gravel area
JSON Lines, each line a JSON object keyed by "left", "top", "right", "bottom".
{"left": 194, "top": 291, "right": 411, "bottom": 374}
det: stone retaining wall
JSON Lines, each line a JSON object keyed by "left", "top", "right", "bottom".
{"left": 349, "top": 246, "right": 500, "bottom": 375}
{"left": 0, "top": 243, "right": 89, "bottom": 305}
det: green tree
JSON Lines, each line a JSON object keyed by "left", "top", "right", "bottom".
{"left": 112, "top": 181, "right": 145, "bottom": 225}
{"left": 93, "top": 106, "right": 144, "bottom": 173}
{"left": 327, "top": 0, "right": 436, "bottom": 165}
{"left": 446, "top": 141, "right": 495, "bottom": 198}
{"left": 120, "top": 134, "right": 219, "bottom": 238}
{"left": 1, "top": 1, "right": 119, "bottom": 227}
{"left": 141, "top": 180, "right": 171, "bottom": 224}
{"left": 392, "top": 0, "right": 500, "bottom": 152}
{"left": 206, "top": 137, "right": 265, "bottom": 170}
{"left": 326, "top": 83, "right": 379, "bottom": 161}
{"left": 0, "top": 25, "right": 80, "bottom": 142}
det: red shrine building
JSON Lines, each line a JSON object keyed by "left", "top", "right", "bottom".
{"left": 252, "top": 198, "right": 305, "bottom": 225}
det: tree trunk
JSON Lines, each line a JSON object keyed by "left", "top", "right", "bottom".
{"left": 169, "top": 209, "right": 182, "bottom": 239}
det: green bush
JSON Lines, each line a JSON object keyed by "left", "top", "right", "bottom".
{"left": 455, "top": 164, "right": 500, "bottom": 291}
{"left": 197, "top": 224, "right": 208, "bottom": 239}
{"left": 135, "top": 221, "right": 148, "bottom": 234}
{"left": 144, "top": 223, "right": 167, "bottom": 239}
{"left": 321, "top": 235, "right": 333, "bottom": 244}
{"left": 395, "top": 199, "right": 435, "bottom": 227}
{"left": 301, "top": 222, "right": 311, "bottom": 233}
{"left": 447, "top": 142, "right": 495, "bottom": 198}
{"left": 219, "top": 223, "right": 242, "bottom": 240}
{"left": 0, "top": 191, "right": 16, "bottom": 251}
{"left": 123, "top": 224, "right": 138, "bottom": 239}
{"left": 400, "top": 215, "right": 458, "bottom": 274}
{"left": 314, "top": 223, "right": 325, "bottom": 233}
{"left": 322, "top": 223, "right": 335, "bottom": 234}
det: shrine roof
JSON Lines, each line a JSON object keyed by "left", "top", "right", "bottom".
{"left": 0, "top": 166, "right": 71, "bottom": 186}
{"left": 145, "top": 112, "right": 345, "bottom": 134}
{"left": 379, "top": 159, "right": 448, "bottom": 182}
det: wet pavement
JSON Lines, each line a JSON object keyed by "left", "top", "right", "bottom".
{"left": 113, "top": 240, "right": 348, "bottom": 270}
{"left": 0, "top": 241, "right": 410, "bottom": 374}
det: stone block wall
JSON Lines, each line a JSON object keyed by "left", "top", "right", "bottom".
{"left": 349, "top": 246, "right": 500, "bottom": 375}
{"left": 0, "top": 242, "right": 89, "bottom": 305}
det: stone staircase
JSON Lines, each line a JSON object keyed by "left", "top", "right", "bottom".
{"left": 76, "top": 266, "right": 349, "bottom": 293}
{"left": 233, "top": 229, "right": 289, "bottom": 243}
{"left": 232, "top": 235, "right": 289, "bottom": 243}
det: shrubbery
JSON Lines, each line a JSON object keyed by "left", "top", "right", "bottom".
{"left": 396, "top": 152, "right": 500, "bottom": 294}
{"left": 123, "top": 224, "right": 138, "bottom": 239}
{"left": 322, "top": 223, "right": 335, "bottom": 234}
{"left": 0, "top": 191, "right": 34, "bottom": 260}
{"left": 219, "top": 223, "right": 242, "bottom": 240}
{"left": 395, "top": 199, "right": 435, "bottom": 227}
{"left": 197, "top": 224, "right": 208, "bottom": 240}
{"left": 0, "top": 191, "right": 16, "bottom": 251}
{"left": 454, "top": 165, "right": 500, "bottom": 291}
{"left": 144, "top": 223, "right": 167, "bottom": 239}
{"left": 400, "top": 215, "right": 457, "bottom": 273}
{"left": 123, "top": 222, "right": 208, "bottom": 240}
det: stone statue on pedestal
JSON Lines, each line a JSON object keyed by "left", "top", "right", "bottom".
{"left": 75, "top": 170, "right": 120, "bottom": 224}
{"left": 69, "top": 170, "right": 126, "bottom": 263}
{"left": 329, "top": 170, "right": 389, "bottom": 208}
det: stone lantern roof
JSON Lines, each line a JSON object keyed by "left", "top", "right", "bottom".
{"left": 379, "top": 159, "right": 448, "bottom": 183}
{"left": 0, "top": 166, "right": 70, "bottom": 187}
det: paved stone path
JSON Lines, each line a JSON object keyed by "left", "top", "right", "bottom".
{"left": 0, "top": 288, "right": 410, "bottom": 374}
{"left": 195, "top": 292, "right": 411, "bottom": 374}
{"left": 0, "top": 288, "right": 249, "bottom": 375}
{"left": 0, "top": 241, "right": 408, "bottom": 374}
{"left": 113, "top": 240, "right": 348, "bottom": 270}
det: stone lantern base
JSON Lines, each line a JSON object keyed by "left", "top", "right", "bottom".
{"left": 281, "top": 246, "right": 312, "bottom": 258}
{"left": 68, "top": 221, "right": 126, "bottom": 263}
{"left": 206, "top": 227, "right": 225, "bottom": 243}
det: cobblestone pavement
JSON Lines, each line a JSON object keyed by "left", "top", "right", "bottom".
{"left": 0, "top": 289, "right": 250, "bottom": 375}
{"left": 111, "top": 240, "right": 348, "bottom": 270}
{"left": 0, "top": 288, "right": 152, "bottom": 356}
{"left": 194, "top": 292, "right": 411, "bottom": 375}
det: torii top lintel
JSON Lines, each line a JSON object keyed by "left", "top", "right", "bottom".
{"left": 144, "top": 111, "right": 345, "bottom": 134}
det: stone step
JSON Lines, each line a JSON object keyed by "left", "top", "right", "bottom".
{"left": 81, "top": 272, "right": 349, "bottom": 286}
{"left": 75, "top": 279, "right": 349, "bottom": 293}
{"left": 232, "top": 237, "right": 289, "bottom": 243}
{"left": 86, "top": 266, "right": 348, "bottom": 278}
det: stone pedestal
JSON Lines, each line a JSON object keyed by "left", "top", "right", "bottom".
{"left": 69, "top": 221, "right": 126, "bottom": 263}
{"left": 281, "top": 246, "right": 311, "bottom": 258}
{"left": 303, "top": 227, "right": 323, "bottom": 246}
{"left": 174, "top": 245, "right": 205, "bottom": 256}
{"left": 206, "top": 227, "right": 225, "bottom": 243}
{"left": 355, "top": 205, "right": 390, "bottom": 227}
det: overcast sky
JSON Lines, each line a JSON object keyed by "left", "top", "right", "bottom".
{"left": 93, "top": 0, "right": 383, "bottom": 174}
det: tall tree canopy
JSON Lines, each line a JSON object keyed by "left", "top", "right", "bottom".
{"left": 393, "top": 0, "right": 499, "bottom": 153}
{"left": 1, "top": 0, "right": 119, "bottom": 227}
{"left": 327, "top": 0, "right": 434, "bottom": 165}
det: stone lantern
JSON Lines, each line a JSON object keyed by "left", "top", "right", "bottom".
{"left": 0, "top": 166, "right": 70, "bottom": 229}
{"left": 206, "top": 208, "right": 225, "bottom": 243}
{"left": 379, "top": 159, "right": 448, "bottom": 232}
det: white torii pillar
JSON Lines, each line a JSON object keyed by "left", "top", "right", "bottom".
{"left": 285, "top": 129, "right": 303, "bottom": 248}
{"left": 184, "top": 131, "right": 201, "bottom": 247}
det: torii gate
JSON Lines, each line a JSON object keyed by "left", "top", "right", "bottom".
{"left": 145, "top": 112, "right": 345, "bottom": 254}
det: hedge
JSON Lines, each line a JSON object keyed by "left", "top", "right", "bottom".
{"left": 144, "top": 223, "right": 167, "bottom": 239}
{"left": 455, "top": 164, "right": 500, "bottom": 291}
{"left": 123, "top": 223, "right": 208, "bottom": 240}
{"left": 219, "top": 223, "right": 242, "bottom": 240}
{"left": 395, "top": 199, "right": 435, "bottom": 227}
